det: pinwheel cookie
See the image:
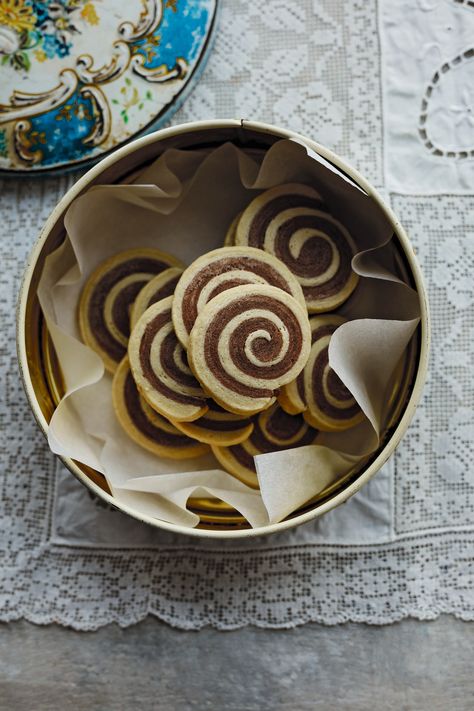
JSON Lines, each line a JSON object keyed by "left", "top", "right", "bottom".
{"left": 112, "top": 358, "right": 208, "bottom": 459}
{"left": 130, "top": 267, "right": 183, "bottom": 329}
{"left": 172, "top": 246, "right": 305, "bottom": 348}
{"left": 188, "top": 283, "right": 311, "bottom": 417}
{"left": 212, "top": 403, "right": 319, "bottom": 487}
{"left": 279, "top": 315, "right": 364, "bottom": 432}
{"left": 223, "top": 212, "right": 242, "bottom": 246}
{"left": 128, "top": 296, "right": 208, "bottom": 422}
{"left": 172, "top": 400, "right": 254, "bottom": 447}
{"left": 79, "top": 248, "right": 183, "bottom": 373}
{"left": 234, "top": 183, "right": 359, "bottom": 312}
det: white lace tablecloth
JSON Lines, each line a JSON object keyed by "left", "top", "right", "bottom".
{"left": 1, "top": 0, "right": 474, "bottom": 630}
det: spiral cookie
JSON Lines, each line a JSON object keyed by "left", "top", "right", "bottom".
{"left": 172, "top": 246, "right": 305, "bottom": 348}
{"left": 212, "top": 403, "right": 318, "bottom": 487}
{"left": 112, "top": 358, "right": 209, "bottom": 459}
{"left": 130, "top": 267, "right": 183, "bottom": 329}
{"left": 235, "top": 183, "right": 359, "bottom": 312}
{"left": 172, "top": 400, "right": 254, "bottom": 446}
{"left": 280, "top": 315, "right": 364, "bottom": 432}
{"left": 128, "top": 296, "right": 208, "bottom": 422}
{"left": 79, "top": 248, "right": 183, "bottom": 373}
{"left": 236, "top": 183, "right": 325, "bottom": 248}
{"left": 188, "top": 284, "right": 312, "bottom": 417}
{"left": 223, "top": 212, "right": 242, "bottom": 246}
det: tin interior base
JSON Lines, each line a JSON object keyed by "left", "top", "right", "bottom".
{"left": 22, "top": 126, "right": 421, "bottom": 532}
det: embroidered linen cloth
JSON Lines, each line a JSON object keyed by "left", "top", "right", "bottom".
{"left": 1, "top": 0, "right": 473, "bottom": 629}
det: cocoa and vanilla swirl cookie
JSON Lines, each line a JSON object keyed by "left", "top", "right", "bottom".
{"left": 130, "top": 267, "right": 183, "bottom": 329}
{"left": 223, "top": 212, "right": 242, "bottom": 246}
{"left": 188, "top": 284, "right": 311, "bottom": 417}
{"left": 113, "top": 358, "right": 208, "bottom": 459}
{"left": 212, "top": 403, "right": 318, "bottom": 487}
{"left": 79, "top": 249, "right": 183, "bottom": 373}
{"left": 234, "top": 183, "right": 359, "bottom": 312}
{"left": 172, "top": 246, "right": 305, "bottom": 348}
{"left": 128, "top": 296, "right": 208, "bottom": 422}
{"left": 172, "top": 400, "right": 254, "bottom": 446}
{"left": 280, "top": 315, "right": 364, "bottom": 432}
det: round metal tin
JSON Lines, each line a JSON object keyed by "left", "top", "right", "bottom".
{"left": 0, "top": 0, "right": 218, "bottom": 175}
{"left": 16, "top": 119, "right": 430, "bottom": 538}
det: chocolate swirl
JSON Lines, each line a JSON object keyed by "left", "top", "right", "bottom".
{"left": 130, "top": 267, "right": 183, "bottom": 329}
{"left": 79, "top": 248, "right": 182, "bottom": 373}
{"left": 112, "top": 358, "right": 209, "bottom": 459}
{"left": 281, "top": 315, "right": 364, "bottom": 432}
{"left": 172, "top": 246, "right": 305, "bottom": 348}
{"left": 172, "top": 399, "right": 254, "bottom": 446}
{"left": 236, "top": 183, "right": 325, "bottom": 249}
{"left": 188, "top": 284, "right": 312, "bottom": 416}
{"left": 128, "top": 296, "right": 208, "bottom": 422}
{"left": 235, "top": 184, "right": 358, "bottom": 312}
{"left": 212, "top": 403, "right": 318, "bottom": 487}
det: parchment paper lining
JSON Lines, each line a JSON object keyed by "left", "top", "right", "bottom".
{"left": 37, "top": 140, "right": 420, "bottom": 528}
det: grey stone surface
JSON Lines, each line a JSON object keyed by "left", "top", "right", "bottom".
{"left": 0, "top": 616, "right": 472, "bottom": 711}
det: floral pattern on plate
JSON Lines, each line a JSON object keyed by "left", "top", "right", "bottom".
{"left": 0, "top": 0, "right": 218, "bottom": 172}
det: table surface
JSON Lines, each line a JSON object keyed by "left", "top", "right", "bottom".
{"left": 0, "top": 4, "right": 472, "bottom": 705}
{"left": 0, "top": 616, "right": 472, "bottom": 710}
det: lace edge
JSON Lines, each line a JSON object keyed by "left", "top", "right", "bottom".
{"left": 1, "top": 604, "right": 473, "bottom": 632}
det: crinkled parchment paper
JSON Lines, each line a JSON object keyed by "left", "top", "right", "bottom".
{"left": 38, "top": 140, "right": 420, "bottom": 528}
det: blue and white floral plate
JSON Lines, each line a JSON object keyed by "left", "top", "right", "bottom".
{"left": 0, "top": 0, "right": 218, "bottom": 174}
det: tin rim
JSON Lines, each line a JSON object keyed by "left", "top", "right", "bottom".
{"left": 16, "top": 119, "right": 430, "bottom": 538}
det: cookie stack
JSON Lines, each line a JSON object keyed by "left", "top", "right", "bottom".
{"left": 78, "top": 183, "right": 364, "bottom": 488}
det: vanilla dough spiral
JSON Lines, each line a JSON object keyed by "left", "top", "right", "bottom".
{"left": 188, "top": 284, "right": 312, "bottom": 417}
{"left": 223, "top": 212, "right": 242, "bottom": 246}
{"left": 172, "top": 246, "right": 306, "bottom": 348}
{"left": 112, "top": 358, "right": 209, "bottom": 459}
{"left": 130, "top": 267, "right": 183, "bottom": 329}
{"left": 212, "top": 403, "right": 319, "bottom": 487}
{"left": 279, "top": 315, "right": 364, "bottom": 431}
{"left": 79, "top": 248, "right": 183, "bottom": 373}
{"left": 234, "top": 183, "right": 359, "bottom": 312}
{"left": 128, "top": 296, "right": 208, "bottom": 422}
{"left": 172, "top": 399, "right": 254, "bottom": 446}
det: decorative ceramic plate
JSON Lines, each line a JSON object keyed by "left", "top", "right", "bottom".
{"left": 0, "top": 0, "right": 218, "bottom": 174}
